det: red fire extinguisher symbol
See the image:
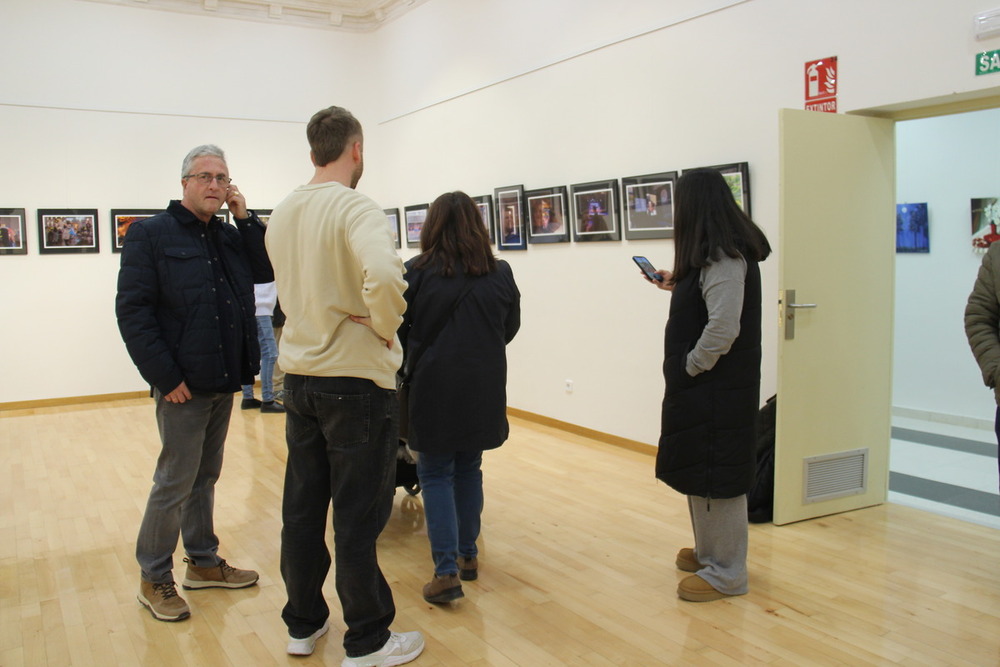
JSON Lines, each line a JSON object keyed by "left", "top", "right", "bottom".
{"left": 805, "top": 57, "right": 837, "bottom": 112}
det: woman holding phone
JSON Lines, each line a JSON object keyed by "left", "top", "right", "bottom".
{"left": 645, "top": 168, "right": 771, "bottom": 602}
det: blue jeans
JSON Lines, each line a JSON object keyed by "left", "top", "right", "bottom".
{"left": 280, "top": 375, "right": 398, "bottom": 657}
{"left": 136, "top": 390, "right": 233, "bottom": 583}
{"left": 242, "top": 315, "right": 278, "bottom": 402}
{"left": 416, "top": 450, "right": 484, "bottom": 576}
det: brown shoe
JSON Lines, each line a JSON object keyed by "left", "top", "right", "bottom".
{"left": 422, "top": 573, "right": 463, "bottom": 604}
{"left": 182, "top": 557, "right": 259, "bottom": 590}
{"left": 459, "top": 556, "right": 478, "bottom": 581}
{"left": 675, "top": 548, "right": 701, "bottom": 573}
{"left": 138, "top": 580, "right": 190, "bottom": 622}
{"left": 677, "top": 575, "right": 742, "bottom": 602}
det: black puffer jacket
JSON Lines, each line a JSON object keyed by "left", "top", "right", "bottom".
{"left": 115, "top": 200, "right": 261, "bottom": 395}
{"left": 656, "top": 260, "right": 762, "bottom": 498}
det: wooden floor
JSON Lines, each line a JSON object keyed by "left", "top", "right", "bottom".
{"left": 2, "top": 399, "right": 1000, "bottom": 666}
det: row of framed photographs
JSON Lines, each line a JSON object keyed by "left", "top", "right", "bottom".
{"left": 384, "top": 162, "right": 750, "bottom": 251}
{"left": 0, "top": 207, "right": 246, "bottom": 255}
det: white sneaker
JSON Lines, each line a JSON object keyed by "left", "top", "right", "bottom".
{"left": 340, "top": 631, "right": 425, "bottom": 667}
{"left": 287, "top": 619, "right": 330, "bottom": 656}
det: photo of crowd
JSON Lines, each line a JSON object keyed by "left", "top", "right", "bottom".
{"left": 40, "top": 213, "right": 98, "bottom": 252}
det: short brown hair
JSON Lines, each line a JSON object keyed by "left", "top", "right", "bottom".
{"left": 307, "top": 106, "right": 362, "bottom": 166}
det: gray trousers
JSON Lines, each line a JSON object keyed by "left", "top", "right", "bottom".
{"left": 136, "top": 390, "right": 233, "bottom": 583}
{"left": 688, "top": 494, "right": 749, "bottom": 595}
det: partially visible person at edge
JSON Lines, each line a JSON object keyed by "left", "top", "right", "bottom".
{"left": 264, "top": 105, "right": 424, "bottom": 667}
{"left": 398, "top": 191, "right": 520, "bottom": 605}
{"left": 643, "top": 167, "right": 771, "bottom": 603}
{"left": 964, "top": 240, "right": 1000, "bottom": 492}
{"left": 239, "top": 220, "right": 285, "bottom": 414}
{"left": 115, "top": 144, "right": 266, "bottom": 623}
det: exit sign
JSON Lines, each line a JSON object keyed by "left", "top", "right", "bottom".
{"left": 977, "top": 49, "right": 1000, "bottom": 75}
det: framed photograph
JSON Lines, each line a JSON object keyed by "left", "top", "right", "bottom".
{"left": 216, "top": 208, "right": 231, "bottom": 224}
{"left": 37, "top": 209, "right": 99, "bottom": 254}
{"left": 971, "top": 197, "right": 1000, "bottom": 249}
{"left": 256, "top": 208, "right": 273, "bottom": 224}
{"left": 0, "top": 208, "right": 28, "bottom": 255}
{"left": 526, "top": 186, "right": 569, "bottom": 244}
{"left": 473, "top": 195, "right": 495, "bottom": 244}
{"left": 896, "top": 203, "right": 929, "bottom": 253}
{"left": 111, "top": 209, "right": 160, "bottom": 252}
{"left": 384, "top": 208, "right": 401, "bottom": 249}
{"left": 571, "top": 180, "right": 620, "bottom": 242}
{"left": 404, "top": 204, "right": 428, "bottom": 249}
{"left": 686, "top": 162, "right": 751, "bottom": 215}
{"left": 622, "top": 172, "right": 676, "bottom": 240}
{"left": 495, "top": 185, "right": 527, "bottom": 251}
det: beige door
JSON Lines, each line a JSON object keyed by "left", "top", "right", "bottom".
{"left": 773, "top": 109, "right": 896, "bottom": 525}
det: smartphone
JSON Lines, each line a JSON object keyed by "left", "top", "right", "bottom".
{"left": 632, "top": 255, "right": 663, "bottom": 282}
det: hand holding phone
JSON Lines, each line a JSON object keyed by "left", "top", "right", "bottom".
{"left": 632, "top": 255, "right": 663, "bottom": 282}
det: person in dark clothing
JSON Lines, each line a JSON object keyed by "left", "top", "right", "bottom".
{"left": 399, "top": 191, "right": 521, "bottom": 604}
{"left": 643, "top": 168, "right": 771, "bottom": 603}
{"left": 115, "top": 144, "right": 266, "bottom": 622}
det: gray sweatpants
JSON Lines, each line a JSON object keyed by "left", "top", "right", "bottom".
{"left": 688, "top": 494, "right": 749, "bottom": 595}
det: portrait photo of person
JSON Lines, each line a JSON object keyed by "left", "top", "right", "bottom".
{"left": 495, "top": 186, "right": 526, "bottom": 250}
{"left": 572, "top": 186, "right": 617, "bottom": 242}
{"left": 527, "top": 188, "right": 568, "bottom": 244}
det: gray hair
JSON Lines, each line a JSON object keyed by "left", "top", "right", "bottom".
{"left": 181, "top": 144, "right": 227, "bottom": 177}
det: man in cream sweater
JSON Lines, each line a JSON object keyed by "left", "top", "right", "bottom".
{"left": 265, "top": 106, "right": 424, "bottom": 667}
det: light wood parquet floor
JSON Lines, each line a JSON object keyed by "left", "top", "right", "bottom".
{"left": 1, "top": 397, "right": 999, "bottom": 666}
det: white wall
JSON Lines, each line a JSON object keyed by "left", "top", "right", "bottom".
{"left": 894, "top": 109, "right": 1000, "bottom": 423}
{"left": 3, "top": 0, "right": 1000, "bottom": 446}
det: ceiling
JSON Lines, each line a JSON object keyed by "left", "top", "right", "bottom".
{"left": 78, "top": 0, "right": 429, "bottom": 32}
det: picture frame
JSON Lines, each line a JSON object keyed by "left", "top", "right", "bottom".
{"left": 896, "top": 203, "right": 929, "bottom": 253}
{"left": 526, "top": 186, "right": 570, "bottom": 244}
{"left": 404, "top": 204, "right": 428, "bottom": 249}
{"left": 110, "top": 209, "right": 160, "bottom": 252}
{"left": 384, "top": 208, "right": 401, "bottom": 249}
{"left": 0, "top": 208, "right": 28, "bottom": 255}
{"left": 256, "top": 208, "right": 273, "bottom": 224}
{"left": 494, "top": 185, "right": 527, "bottom": 251}
{"left": 622, "top": 172, "right": 676, "bottom": 240}
{"left": 571, "top": 179, "right": 621, "bottom": 242}
{"left": 473, "top": 195, "right": 495, "bottom": 244}
{"left": 216, "top": 208, "right": 231, "bottom": 224}
{"left": 37, "top": 209, "right": 100, "bottom": 254}
{"left": 687, "top": 162, "right": 751, "bottom": 216}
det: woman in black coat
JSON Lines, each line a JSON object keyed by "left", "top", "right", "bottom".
{"left": 399, "top": 191, "right": 520, "bottom": 604}
{"left": 645, "top": 169, "right": 771, "bottom": 602}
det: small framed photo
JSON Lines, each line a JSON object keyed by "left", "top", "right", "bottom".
{"left": 38, "top": 209, "right": 99, "bottom": 254}
{"left": 896, "top": 203, "right": 929, "bottom": 253}
{"left": 526, "top": 186, "right": 569, "bottom": 244}
{"left": 111, "top": 209, "right": 160, "bottom": 252}
{"left": 495, "top": 185, "right": 527, "bottom": 251}
{"left": 473, "top": 195, "right": 495, "bottom": 244}
{"left": 622, "top": 172, "right": 676, "bottom": 240}
{"left": 686, "top": 162, "right": 751, "bottom": 216}
{"left": 0, "top": 208, "right": 28, "bottom": 255}
{"left": 384, "top": 208, "right": 401, "bottom": 249}
{"left": 216, "top": 209, "right": 231, "bottom": 224}
{"left": 571, "top": 180, "right": 620, "bottom": 242}
{"left": 404, "top": 204, "right": 428, "bottom": 249}
{"left": 256, "top": 209, "right": 273, "bottom": 224}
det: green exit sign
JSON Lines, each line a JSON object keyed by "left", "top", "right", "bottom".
{"left": 977, "top": 49, "right": 1000, "bottom": 75}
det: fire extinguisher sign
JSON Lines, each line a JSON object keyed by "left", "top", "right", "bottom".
{"left": 805, "top": 57, "right": 837, "bottom": 113}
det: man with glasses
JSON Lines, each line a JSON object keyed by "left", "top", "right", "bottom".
{"left": 116, "top": 144, "right": 266, "bottom": 622}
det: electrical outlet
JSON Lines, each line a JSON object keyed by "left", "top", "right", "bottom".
{"left": 565, "top": 379, "right": 574, "bottom": 393}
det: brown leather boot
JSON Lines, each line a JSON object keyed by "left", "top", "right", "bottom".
{"left": 459, "top": 556, "right": 478, "bottom": 581}
{"left": 422, "top": 573, "right": 463, "bottom": 604}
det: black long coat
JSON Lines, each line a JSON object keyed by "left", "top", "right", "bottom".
{"left": 656, "top": 259, "right": 762, "bottom": 498}
{"left": 400, "top": 258, "right": 520, "bottom": 454}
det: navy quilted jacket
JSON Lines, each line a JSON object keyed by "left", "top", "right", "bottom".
{"left": 115, "top": 200, "right": 261, "bottom": 395}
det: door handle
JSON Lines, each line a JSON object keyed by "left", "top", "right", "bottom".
{"left": 781, "top": 289, "right": 816, "bottom": 339}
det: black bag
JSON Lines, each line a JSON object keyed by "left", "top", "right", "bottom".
{"left": 747, "top": 395, "right": 777, "bottom": 523}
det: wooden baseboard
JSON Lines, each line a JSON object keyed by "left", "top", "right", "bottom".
{"left": 508, "top": 407, "right": 656, "bottom": 456}
{"left": 0, "top": 391, "right": 149, "bottom": 413}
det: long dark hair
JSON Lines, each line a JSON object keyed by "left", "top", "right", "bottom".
{"left": 412, "top": 191, "right": 497, "bottom": 277}
{"left": 670, "top": 168, "right": 771, "bottom": 285}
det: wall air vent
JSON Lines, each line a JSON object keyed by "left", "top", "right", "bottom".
{"left": 802, "top": 448, "right": 868, "bottom": 503}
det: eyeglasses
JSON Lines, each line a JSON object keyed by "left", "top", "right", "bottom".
{"left": 184, "top": 172, "right": 232, "bottom": 186}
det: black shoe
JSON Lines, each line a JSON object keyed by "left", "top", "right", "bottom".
{"left": 261, "top": 400, "right": 285, "bottom": 414}
{"left": 241, "top": 398, "right": 262, "bottom": 410}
